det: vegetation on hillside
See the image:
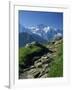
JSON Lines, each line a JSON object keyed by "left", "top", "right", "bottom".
{"left": 48, "top": 40, "right": 63, "bottom": 77}
{"left": 19, "top": 42, "right": 49, "bottom": 75}
{"left": 19, "top": 39, "right": 63, "bottom": 78}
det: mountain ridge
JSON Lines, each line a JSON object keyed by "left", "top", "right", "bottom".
{"left": 19, "top": 24, "right": 63, "bottom": 47}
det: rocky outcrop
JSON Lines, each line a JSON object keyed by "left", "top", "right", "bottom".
{"left": 19, "top": 39, "right": 62, "bottom": 79}
{"left": 19, "top": 50, "right": 53, "bottom": 79}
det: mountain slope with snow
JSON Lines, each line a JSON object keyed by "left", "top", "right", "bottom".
{"left": 19, "top": 24, "right": 63, "bottom": 47}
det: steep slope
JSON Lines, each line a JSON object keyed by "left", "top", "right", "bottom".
{"left": 19, "top": 42, "right": 51, "bottom": 76}
{"left": 48, "top": 39, "right": 63, "bottom": 77}
{"left": 19, "top": 39, "right": 63, "bottom": 79}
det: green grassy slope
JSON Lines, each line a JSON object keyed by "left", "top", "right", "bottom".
{"left": 19, "top": 42, "right": 48, "bottom": 74}
{"left": 19, "top": 39, "right": 63, "bottom": 78}
{"left": 48, "top": 40, "right": 63, "bottom": 77}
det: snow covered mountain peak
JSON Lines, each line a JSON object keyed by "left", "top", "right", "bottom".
{"left": 20, "top": 24, "right": 63, "bottom": 41}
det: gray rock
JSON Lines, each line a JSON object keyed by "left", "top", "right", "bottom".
{"left": 34, "top": 60, "right": 41, "bottom": 64}
{"left": 44, "top": 64, "right": 49, "bottom": 68}
{"left": 41, "top": 56, "right": 48, "bottom": 59}
{"left": 42, "top": 64, "right": 49, "bottom": 73}
{"left": 27, "top": 74, "right": 34, "bottom": 78}
{"left": 40, "top": 74, "right": 48, "bottom": 78}
{"left": 28, "top": 68, "right": 37, "bottom": 74}
{"left": 30, "top": 65, "right": 35, "bottom": 68}
{"left": 45, "top": 69, "right": 48, "bottom": 73}
{"left": 41, "top": 59, "right": 48, "bottom": 64}
{"left": 34, "top": 62, "right": 42, "bottom": 68}
{"left": 46, "top": 53, "right": 52, "bottom": 57}
{"left": 34, "top": 71, "right": 40, "bottom": 78}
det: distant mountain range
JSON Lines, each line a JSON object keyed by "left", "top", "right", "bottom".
{"left": 19, "top": 24, "right": 63, "bottom": 47}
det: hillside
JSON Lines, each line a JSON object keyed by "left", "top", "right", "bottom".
{"left": 19, "top": 39, "right": 63, "bottom": 79}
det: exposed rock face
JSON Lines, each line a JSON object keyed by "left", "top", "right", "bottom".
{"left": 19, "top": 51, "right": 53, "bottom": 79}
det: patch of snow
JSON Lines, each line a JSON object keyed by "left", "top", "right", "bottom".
{"left": 43, "top": 26, "right": 50, "bottom": 33}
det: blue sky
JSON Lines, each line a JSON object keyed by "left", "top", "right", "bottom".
{"left": 19, "top": 10, "right": 63, "bottom": 30}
